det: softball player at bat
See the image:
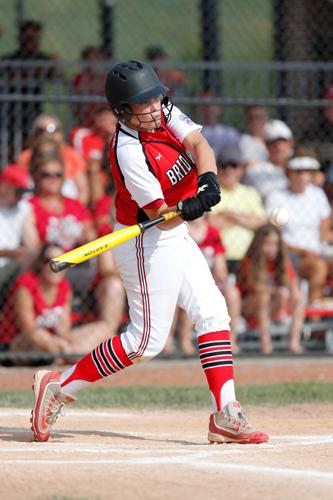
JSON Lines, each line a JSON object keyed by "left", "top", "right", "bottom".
{"left": 31, "top": 60, "right": 268, "bottom": 444}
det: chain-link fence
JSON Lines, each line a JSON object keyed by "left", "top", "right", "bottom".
{"left": 2, "top": 0, "right": 333, "bottom": 360}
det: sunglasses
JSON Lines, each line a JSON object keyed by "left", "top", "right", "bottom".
{"left": 38, "top": 171, "right": 63, "bottom": 179}
{"left": 34, "top": 125, "right": 62, "bottom": 135}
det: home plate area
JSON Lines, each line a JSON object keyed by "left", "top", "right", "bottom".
{"left": 0, "top": 407, "right": 332, "bottom": 500}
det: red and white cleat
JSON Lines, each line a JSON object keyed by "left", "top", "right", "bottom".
{"left": 208, "top": 401, "right": 269, "bottom": 444}
{"left": 31, "top": 370, "right": 75, "bottom": 442}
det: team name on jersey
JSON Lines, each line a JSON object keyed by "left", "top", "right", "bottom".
{"left": 165, "top": 155, "right": 193, "bottom": 186}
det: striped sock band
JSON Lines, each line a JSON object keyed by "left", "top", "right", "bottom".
{"left": 198, "top": 331, "right": 235, "bottom": 411}
{"left": 61, "top": 335, "right": 132, "bottom": 390}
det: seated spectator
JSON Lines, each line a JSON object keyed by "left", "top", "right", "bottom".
{"left": 198, "top": 91, "right": 241, "bottom": 159}
{"left": 145, "top": 46, "right": 188, "bottom": 98}
{"left": 237, "top": 224, "right": 305, "bottom": 354}
{"left": 189, "top": 216, "right": 241, "bottom": 353}
{"left": 17, "top": 114, "right": 89, "bottom": 204}
{"left": 28, "top": 152, "right": 124, "bottom": 337}
{"left": 265, "top": 153, "right": 333, "bottom": 304}
{"left": 210, "top": 145, "right": 267, "bottom": 273}
{"left": 0, "top": 165, "right": 39, "bottom": 311}
{"left": 0, "top": 243, "right": 113, "bottom": 356}
{"left": 71, "top": 45, "right": 108, "bottom": 127}
{"left": 242, "top": 119, "right": 293, "bottom": 201}
{"left": 70, "top": 107, "right": 118, "bottom": 207}
{"left": 239, "top": 106, "right": 269, "bottom": 164}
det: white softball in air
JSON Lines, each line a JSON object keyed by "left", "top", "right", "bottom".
{"left": 270, "top": 207, "right": 289, "bottom": 226}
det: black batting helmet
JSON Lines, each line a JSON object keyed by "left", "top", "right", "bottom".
{"left": 104, "top": 60, "right": 168, "bottom": 117}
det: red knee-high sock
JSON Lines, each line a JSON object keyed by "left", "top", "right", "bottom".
{"left": 61, "top": 335, "right": 132, "bottom": 389}
{"left": 198, "top": 331, "right": 235, "bottom": 412}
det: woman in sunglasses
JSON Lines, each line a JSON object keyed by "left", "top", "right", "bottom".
{"left": 28, "top": 152, "right": 125, "bottom": 339}
{"left": 17, "top": 114, "right": 89, "bottom": 205}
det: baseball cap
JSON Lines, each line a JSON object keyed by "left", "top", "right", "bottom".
{"left": 0, "top": 164, "right": 30, "bottom": 190}
{"left": 263, "top": 119, "right": 293, "bottom": 143}
{"left": 217, "top": 144, "right": 244, "bottom": 168}
{"left": 287, "top": 156, "right": 321, "bottom": 171}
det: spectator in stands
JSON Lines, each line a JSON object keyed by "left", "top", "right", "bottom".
{"left": 28, "top": 152, "right": 124, "bottom": 337}
{"left": 0, "top": 243, "right": 113, "bottom": 356}
{"left": 210, "top": 145, "right": 267, "bottom": 274}
{"left": 71, "top": 45, "right": 108, "bottom": 127}
{"left": 17, "top": 114, "right": 89, "bottom": 204}
{"left": 265, "top": 153, "right": 333, "bottom": 304}
{"left": 1, "top": 20, "right": 60, "bottom": 157}
{"left": 243, "top": 119, "right": 293, "bottom": 201}
{"left": 189, "top": 216, "right": 241, "bottom": 353}
{"left": 237, "top": 224, "right": 305, "bottom": 354}
{"left": 198, "top": 91, "right": 240, "bottom": 160}
{"left": 239, "top": 106, "right": 269, "bottom": 164}
{"left": 70, "top": 107, "right": 118, "bottom": 207}
{"left": 0, "top": 164, "right": 39, "bottom": 311}
{"left": 145, "top": 46, "right": 188, "bottom": 98}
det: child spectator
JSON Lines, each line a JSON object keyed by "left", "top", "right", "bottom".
{"left": 189, "top": 216, "right": 241, "bottom": 353}
{"left": 70, "top": 107, "right": 117, "bottom": 207}
{"left": 237, "top": 224, "right": 305, "bottom": 354}
{"left": 210, "top": 145, "right": 267, "bottom": 273}
{"left": 17, "top": 114, "right": 89, "bottom": 204}
{"left": 265, "top": 153, "right": 333, "bottom": 304}
{"left": 0, "top": 244, "right": 112, "bottom": 356}
{"left": 0, "top": 165, "right": 39, "bottom": 312}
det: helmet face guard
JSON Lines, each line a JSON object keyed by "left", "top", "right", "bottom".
{"left": 105, "top": 60, "right": 169, "bottom": 128}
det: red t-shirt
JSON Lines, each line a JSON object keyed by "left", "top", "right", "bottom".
{"left": 92, "top": 195, "right": 114, "bottom": 236}
{"left": 1, "top": 271, "right": 71, "bottom": 344}
{"left": 70, "top": 126, "right": 105, "bottom": 162}
{"left": 196, "top": 224, "right": 225, "bottom": 269}
{"left": 237, "top": 255, "right": 297, "bottom": 298}
{"left": 109, "top": 107, "right": 198, "bottom": 225}
{"left": 29, "top": 196, "right": 92, "bottom": 251}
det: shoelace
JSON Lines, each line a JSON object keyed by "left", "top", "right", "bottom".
{"left": 45, "top": 395, "right": 65, "bottom": 425}
{"left": 227, "top": 412, "right": 250, "bottom": 429}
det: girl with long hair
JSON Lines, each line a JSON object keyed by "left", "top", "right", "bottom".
{"left": 237, "top": 224, "right": 304, "bottom": 354}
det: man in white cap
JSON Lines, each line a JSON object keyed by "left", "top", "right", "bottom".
{"left": 242, "top": 119, "right": 294, "bottom": 201}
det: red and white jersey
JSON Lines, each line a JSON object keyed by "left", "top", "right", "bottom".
{"left": 109, "top": 103, "right": 202, "bottom": 225}
{"left": 1, "top": 271, "right": 71, "bottom": 344}
{"left": 29, "top": 196, "right": 92, "bottom": 251}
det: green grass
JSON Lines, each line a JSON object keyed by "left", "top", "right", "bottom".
{"left": 1, "top": 382, "right": 333, "bottom": 409}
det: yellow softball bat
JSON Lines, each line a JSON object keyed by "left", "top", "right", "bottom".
{"left": 49, "top": 210, "right": 181, "bottom": 273}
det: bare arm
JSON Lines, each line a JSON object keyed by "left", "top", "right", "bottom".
{"left": 183, "top": 130, "right": 217, "bottom": 175}
{"left": 14, "top": 286, "right": 37, "bottom": 335}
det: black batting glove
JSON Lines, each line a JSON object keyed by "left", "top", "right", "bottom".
{"left": 196, "top": 172, "right": 221, "bottom": 211}
{"left": 177, "top": 197, "right": 205, "bottom": 221}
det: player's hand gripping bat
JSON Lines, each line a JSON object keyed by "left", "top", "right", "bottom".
{"left": 49, "top": 210, "right": 181, "bottom": 273}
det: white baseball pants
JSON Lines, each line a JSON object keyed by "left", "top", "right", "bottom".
{"left": 112, "top": 222, "right": 230, "bottom": 361}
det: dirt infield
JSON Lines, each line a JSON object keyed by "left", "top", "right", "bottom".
{"left": 1, "top": 357, "right": 333, "bottom": 499}
{"left": 0, "top": 405, "right": 333, "bottom": 500}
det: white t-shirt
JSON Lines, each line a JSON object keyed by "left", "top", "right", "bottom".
{"left": 265, "top": 185, "right": 331, "bottom": 253}
{"left": 0, "top": 199, "right": 31, "bottom": 268}
{"left": 239, "top": 133, "right": 268, "bottom": 163}
{"left": 243, "top": 160, "right": 288, "bottom": 201}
